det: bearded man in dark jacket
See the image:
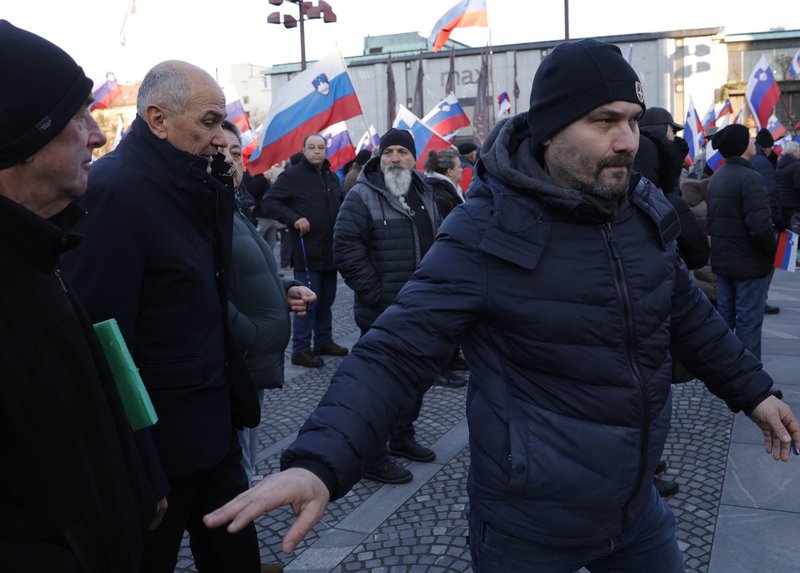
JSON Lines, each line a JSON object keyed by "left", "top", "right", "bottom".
{"left": 261, "top": 133, "right": 349, "bottom": 368}
{"left": 706, "top": 124, "right": 777, "bottom": 360}
{"left": 333, "top": 128, "right": 441, "bottom": 485}
{"left": 206, "top": 40, "right": 800, "bottom": 573}
{"left": 0, "top": 20, "right": 159, "bottom": 572}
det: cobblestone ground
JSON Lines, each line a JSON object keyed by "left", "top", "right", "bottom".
{"left": 175, "top": 280, "right": 732, "bottom": 573}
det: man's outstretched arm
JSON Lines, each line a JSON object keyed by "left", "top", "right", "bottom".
{"left": 203, "top": 468, "right": 329, "bottom": 554}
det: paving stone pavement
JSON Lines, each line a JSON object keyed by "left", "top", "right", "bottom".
{"left": 174, "top": 271, "right": 800, "bottom": 573}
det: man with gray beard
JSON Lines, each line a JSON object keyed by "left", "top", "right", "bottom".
{"left": 331, "top": 128, "right": 441, "bottom": 484}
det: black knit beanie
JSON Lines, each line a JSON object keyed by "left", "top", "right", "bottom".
{"left": 379, "top": 128, "right": 416, "bottom": 159}
{"left": 0, "top": 20, "right": 93, "bottom": 169}
{"left": 711, "top": 124, "right": 750, "bottom": 158}
{"left": 755, "top": 127, "right": 774, "bottom": 149}
{"left": 528, "top": 39, "right": 645, "bottom": 151}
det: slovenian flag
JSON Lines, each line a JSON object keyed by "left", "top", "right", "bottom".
{"left": 89, "top": 76, "right": 122, "bottom": 111}
{"left": 496, "top": 91, "right": 512, "bottom": 119}
{"left": 428, "top": 0, "right": 488, "bottom": 53}
{"left": 704, "top": 139, "right": 725, "bottom": 173}
{"left": 226, "top": 99, "right": 252, "bottom": 136}
{"left": 321, "top": 121, "right": 356, "bottom": 172}
{"left": 767, "top": 113, "right": 788, "bottom": 140}
{"left": 774, "top": 229, "right": 799, "bottom": 272}
{"left": 746, "top": 55, "right": 782, "bottom": 130}
{"left": 701, "top": 103, "right": 717, "bottom": 132}
{"left": 393, "top": 105, "right": 453, "bottom": 170}
{"left": 786, "top": 48, "right": 800, "bottom": 80}
{"left": 421, "top": 93, "right": 470, "bottom": 136}
{"left": 248, "top": 51, "right": 363, "bottom": 174}
{"left": 356, "top": 124, "right": 380, "bottom": 152}
{"left": 715, "top": 98, "right": 734, "bottom": 127}
{"left": 684, "top": 98, "right": 704, "bottom": 162}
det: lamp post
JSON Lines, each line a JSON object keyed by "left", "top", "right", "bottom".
{"left": 267, "top": 0, "right": 337, "bottom": 71}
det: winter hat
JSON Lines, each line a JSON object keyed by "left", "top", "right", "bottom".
{"left": 0, "top": 20, "right": 93, "bottom": 169}
{"left": 379, "top": 128, "right": 416, "bottom": 159}
{"left": 528, "top": 39, "right": 645, "bottom": 151}
{"left": 355, "top": 149, "right": 372, "bottom": 166}
{"left": 639, "top": 107, "right": 683, "bottom": 137}
{"left": 711, "top": 124, "right": 750, "bottom": 158}
{"left": 457, "top": 142, "right": 478, "bottom": 155}
{"left": 755, "top": 127, "right": 774, "bottom": 149}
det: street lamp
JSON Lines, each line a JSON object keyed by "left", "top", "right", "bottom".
{"left": 267, "top": 0, "right": 337, "bottom": 71}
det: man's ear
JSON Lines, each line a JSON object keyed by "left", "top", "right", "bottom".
{"left": 143, "top": 104, "right": 169, "bottom": 141}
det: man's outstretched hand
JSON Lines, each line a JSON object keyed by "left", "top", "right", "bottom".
{"left": 748, "top": 395, "right": 800, "bottom": 461}
{"left": 203, "top": 468, "right": 330, "bottom": 554}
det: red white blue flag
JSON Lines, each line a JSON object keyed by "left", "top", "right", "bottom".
{"left": 226, "top": 99, "right": 252, "bottom": 135}
{"left": 715, "top": 98, "right": 734, "bottom": 127}
{"left": 496, "top": 91, "right": 512, "bottom": 119}
{"left": 684, "top": 98, "right": 704, "bottom": 161}
{"left": 428, "top": 0, "right": 488, "bottom": 53}
{"left": 774, "top": 229, "right": 798, "bottom": 271}
{"left": 89, "top": 75, "right": 122, "bottom": 111}
{"left": 701, "top": 103, "right": 717, "bottom": 132}
{"left": 248, "top": 51, "right": 363, "bottom": 174}
{"left": 422, "top": 93, "right": 470, "bottom": 136}
{"left": 393, "top": 105, "right": 453, "bottom": 170}
{"left": 786, "top": 48, "right": 800, "bottom": 80}
{"left": 356, "top": 124, "right": 380, "bottom": 152}
{"left": 321, "top": 121, "right": 356, "bottom": 172}
{"left": 746, "top": 55, "right": 782, "bottom": 130}
{"left": 704, "top": 139, "right": 725, "bottom": 173}
{"left": 767, "top": 113, "right": 788, "bottom": 140}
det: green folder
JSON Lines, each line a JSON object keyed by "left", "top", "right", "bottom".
{"left": 93, "top": 318, "right": 158, "bottom": 431}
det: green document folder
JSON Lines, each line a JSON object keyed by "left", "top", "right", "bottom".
{"left": 93, "top": 318, "right": 158, "bottom": 431}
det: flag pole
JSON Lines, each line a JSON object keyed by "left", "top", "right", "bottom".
{"left": 488, "top": 29, "right": 495, "bottom": 132}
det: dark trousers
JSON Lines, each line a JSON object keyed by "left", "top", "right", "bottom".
{"left": 140, "top": 441, "right": 259, "bottom": 573}
{"left": 292, "top": 269, "right": 337, "bottom": 353}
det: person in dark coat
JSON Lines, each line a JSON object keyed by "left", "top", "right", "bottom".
{"left": 62, "top": 61, "right": 261, "bottom": 573}
{"left": 424, "top": 147, "right": 465, "bottom": 219}
{"left": 707, "top": 124, "right": 777, "bottom": 359}
{"left": 261, "top": 134, "right": 349, "bottom": 368}
{"left": 206, "top": 40, "right": 800, "bottom": 572}
{"left": 333, "top": 128, "right": 441, "bottom": 484}
{"left": 343, "top": 148, "right": 372, "bottom": 193}
{"left": 457, "top": 141, "right": 478, "bottom": 192}
{"left": 0, "top": 20, "right": 160, "bottom": 572}
{"left": 221, "top": 120, "right": 317, "bottom": 485}
{"left": 776, "top": 140, "right": 800, "bottom": 233}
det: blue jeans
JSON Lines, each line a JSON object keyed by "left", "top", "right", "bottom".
{"left": 468, "top": 488, "right": 684, "bottom": 573}
{"left": 715, "top": 275, "right": 769, "bottom": 359}
{"left": 292, "top": 269, "right": 337, "bottom": 353}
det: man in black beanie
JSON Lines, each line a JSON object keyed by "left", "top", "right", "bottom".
{"left": 457, "top": 141, "right": 479, "bottom": 191}
{"left": 0, "top": 20, "right": 161, "bottom": 572}
{"left": 206, "top": 39, "right": 800, "bottom": 573}
{"left": 331, "top": 127, "right": 440, "bottom": 485}
{"left": 707, "top": 124, "right": 777, "bottom": 359}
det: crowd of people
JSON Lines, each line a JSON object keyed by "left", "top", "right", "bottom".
{"left": 2, "top": 19, "right": 800, "bottom": 573}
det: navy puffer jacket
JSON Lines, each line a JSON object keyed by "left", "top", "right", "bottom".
{"left": 282, "top": 113, "right": 775, "bottom": 548}
{"left": 333, "top": 158, "right": 439, "bottom": 331}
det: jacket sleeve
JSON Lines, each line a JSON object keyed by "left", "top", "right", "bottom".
{"left": 260, "top": 172, "right": 303, "bottom": 228}
{"left": 666, "top": 193, "right": 710, "bottom": 270}
{"left": 332, "top": 189, "right": 383, "bottom": 308}
{"left": 742, "top": 173, "right": 778, "bottom": 257}
{"left": 669, "top": 257, "right": 775, "bottom": 414}
{"left": 282, "top": 209, "right": 487, "bottom": 499}
{"left": 227, "top": 301, "right": 258, "bottom": 357}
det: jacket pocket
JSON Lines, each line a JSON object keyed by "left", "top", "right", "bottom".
{"left": 507, "top": 400, "right": 640, "bottom": 513}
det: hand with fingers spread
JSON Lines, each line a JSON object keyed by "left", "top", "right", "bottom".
{"left": 748, "top": 395, "right": 800, "bottom": 461}
{"left": 203, "top": 468, "right": 329, "bottom": 554}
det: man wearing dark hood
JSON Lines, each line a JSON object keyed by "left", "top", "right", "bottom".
{"left": 206, "top": 40, "right": 800, "bottom": 573}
